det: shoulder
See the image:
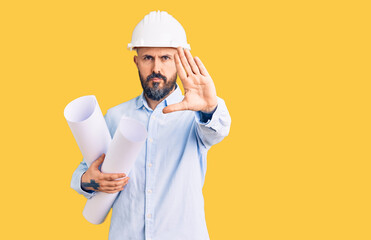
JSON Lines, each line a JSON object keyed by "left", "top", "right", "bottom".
{"left": 105, "top": 95, "right": 140, "bottom": 119}
{"left": 104, "top": 95, "right": 141, "bottom": 136}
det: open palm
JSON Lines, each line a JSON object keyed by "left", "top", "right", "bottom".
{"left": 163, "top": 47, "right": 218, "bottom": 114}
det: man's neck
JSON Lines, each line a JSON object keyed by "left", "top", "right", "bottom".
{"left": 144, "top": 86, "right": 176, "bottom": 110}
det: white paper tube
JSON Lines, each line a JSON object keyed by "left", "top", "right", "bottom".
{"left": 64, "top": 95, "right": 111, "bottom": 167}
{"left": 83, "top": 117, "right": 147, "bottom": 224}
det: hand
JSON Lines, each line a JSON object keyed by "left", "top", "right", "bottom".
{"left": 162, "top": 47, "right": 218, "bottom": 114}
{"left": 81, "top": 153, "right": 129, "bottom": 194}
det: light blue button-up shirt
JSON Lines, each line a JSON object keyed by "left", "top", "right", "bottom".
{"left": 71, "top": 85, "right": 231, "bottom": 240}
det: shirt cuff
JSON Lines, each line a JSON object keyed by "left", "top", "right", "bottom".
{"left": 197, "top": 106, "right": 217, "bottom": 124}
{"left": 195, "top": 98, "right": 225, "bottom": 128}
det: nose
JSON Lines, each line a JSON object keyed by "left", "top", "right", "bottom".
{"left": 152, "top": 58, "right": 162, "bottom": 73}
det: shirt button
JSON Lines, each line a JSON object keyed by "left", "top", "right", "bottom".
{"left": 152, "top": 116, "right": 156, "bottom": 120}
{"left": 147, "top": 189, "right": 152, "bottom": 194}
{"left": 148, "top": 163, "right": 152, "bottom": 168}
{"left": 148, "top": 137, "right": 153, "bottom": 143}
{"left": 147, "top": 213, "right": 152, "bottom": 219}
{"left": 142, "top": 106, "right": 145, "bottom": 110}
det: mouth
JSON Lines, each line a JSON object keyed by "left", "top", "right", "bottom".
{"left": 151, "top": 78, "right": 164, "bottom": 82}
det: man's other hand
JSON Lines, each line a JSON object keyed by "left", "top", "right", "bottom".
{"left": 81, "top": 153, "right": 129, "bottom": 194}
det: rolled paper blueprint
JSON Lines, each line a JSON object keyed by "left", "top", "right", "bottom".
{"left": 64, "top": 95, "right": 111, "bottom": 167}
{"left": 83, "top": 117, "right": 147, "bottom": 224}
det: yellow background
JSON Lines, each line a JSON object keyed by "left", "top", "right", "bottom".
{"left": 1, "top": 0, "right": 370, "bottom": 239}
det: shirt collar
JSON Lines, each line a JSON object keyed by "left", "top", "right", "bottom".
{"left": 135, "top": 92, "right": 148, "bottom": 110}
{"left": 135, "top": 84, "right": 183, "bottom": 110}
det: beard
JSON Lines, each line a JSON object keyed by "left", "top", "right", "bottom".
{"left": 139, "top": 70, "right": 177, "bottom": 101}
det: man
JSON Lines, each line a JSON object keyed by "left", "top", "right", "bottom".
{"left": 71, "top": 11, "right": 231, "bottom": 240}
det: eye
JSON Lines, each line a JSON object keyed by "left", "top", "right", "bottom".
{"left": 144, "top": 56, "right": 153, "bottom": 60}
{"left": 161, "top": 56, "right": 170, "bottom": 60}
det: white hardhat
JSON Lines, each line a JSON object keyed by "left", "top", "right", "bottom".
{"left": 127, "top": 11, "right": 191, "bottom": 51}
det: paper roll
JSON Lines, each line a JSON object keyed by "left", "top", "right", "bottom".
{"left": 64, "top": 95, "right": 111, "bottom": 167}
{"left": 83, "top": 117, "right": 147, "bottom": 224}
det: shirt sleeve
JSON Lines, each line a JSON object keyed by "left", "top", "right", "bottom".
{"left": 194, "top": 96, "right": 231, "bottom": 149}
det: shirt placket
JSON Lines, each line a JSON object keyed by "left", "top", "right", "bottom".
{"left": 144, "top": 108, "right": 157, "bottom": 240}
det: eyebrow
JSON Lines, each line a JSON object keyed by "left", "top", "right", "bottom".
{"left": 142, "top": 54, "right": 172, "bottom": 58}
{"left": 142, "top": 54, "right": 153, "bottom": 58}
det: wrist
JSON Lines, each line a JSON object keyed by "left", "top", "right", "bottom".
{"left": 81, "top": 172, "right": 88, "bottom": 191}
{"left": 81, "top": 172, "right": 96, "bottom": 193}
{"left": 201, "top": 104, "right": 217, "bottom": 114}
{"left": 199, "top": 104, "right": 218, "bottom": 123}
{"left": 81, "top": 171, "right": 88, "bottom": 183}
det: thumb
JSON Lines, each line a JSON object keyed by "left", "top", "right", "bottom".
{"left": 163, "top": 101, "right": 188, "bottom": 114}
{"left": 92, "top": 153, "right": 105, "bottom": 169}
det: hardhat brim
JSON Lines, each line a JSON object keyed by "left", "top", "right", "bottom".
{"left": 127, "top": 43, "right": 191, "bottom": 51}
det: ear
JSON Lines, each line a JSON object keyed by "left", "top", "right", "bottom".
{"left": 134, "top": 55, "right": 138, "bottom": 67}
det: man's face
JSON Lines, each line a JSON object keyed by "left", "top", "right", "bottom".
{"left": 134, "top": 47, "right": 178, "bottom": 101}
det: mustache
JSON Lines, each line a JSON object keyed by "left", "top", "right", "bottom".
{"left": 146, "top": 72, "right": 167, "bottom": 82}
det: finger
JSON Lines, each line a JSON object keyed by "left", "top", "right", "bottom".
{"left": 102, "top": 173, "right": 127, "bottom": 181}
{"left": 163, "top": 101, "right": 188, "bottom": 114}
{"left": 194, "top": 56, "right": 210, "bottom": 77}
{"left": 175, "top": 53, "right": 187, "bottom": 81}
{"left": 177, "top": 47, "right": 193, "bottom": 76}
{"left": 101, "top": 182, "right": 127, "bottom": 191}
{"left": 106, "top": 186, "right": 125, "bottom": 193}
{"left": 184, "top": 49, "right": 200, "bottom": 75}
{"left": 92, "top": 153, "right": 105, "bottom": 169}
{"left": 104, "top": 188, "right": 124, "bottom": 194}
{"left": 102, "top": 178, "right": 128, "bottom": 188}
